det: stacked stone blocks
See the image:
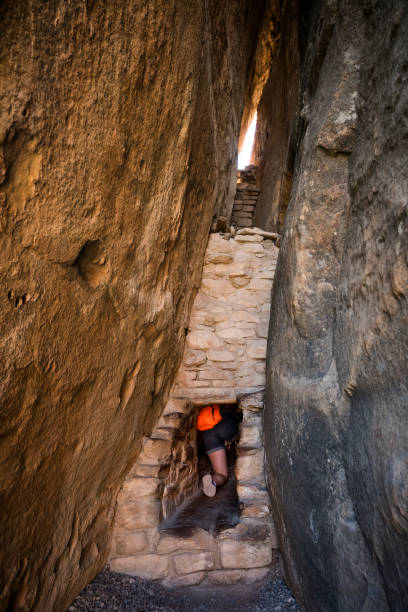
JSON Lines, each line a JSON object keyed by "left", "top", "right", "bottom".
{"left": 110, "top": 231, "right": 279, "bottom": 585}
{"left": 231, "top": 165, "right": 260, "bottom": 229}
{"left": 110, "top": 393, "right": 278, "bottom": 586}
{"left": 173, "top": 232, "right": 279, "bottom": 402}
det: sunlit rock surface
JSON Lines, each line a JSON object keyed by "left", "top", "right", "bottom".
{"left": 0, "top": 2, "right": 270, "bottom": 609}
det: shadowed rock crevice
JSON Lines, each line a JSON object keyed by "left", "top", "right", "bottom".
{"left": 73, "top": 240, "right": 110, "bottom": 288}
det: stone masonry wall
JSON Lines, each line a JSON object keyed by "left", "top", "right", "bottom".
{"left": 173, "top": 231, "right": 278, "bottom": 402}
{"left": 109, "top": 231, "right": 280, "bottom": 586}
{"left": 110, "top": 393, "right": 278, "bottom": 587}
{"left": 230, "top": 166, "right": 260, "bottom": 229}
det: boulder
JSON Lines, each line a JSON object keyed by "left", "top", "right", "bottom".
{"left": 264, "top": 1, "right": 408, "bottom": 610}
{"left": 0, "top": 1, "right": 270, "bottom": 609}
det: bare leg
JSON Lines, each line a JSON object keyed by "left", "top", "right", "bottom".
{"left": 207, "top": 447, "right": 228, "bottom": 486}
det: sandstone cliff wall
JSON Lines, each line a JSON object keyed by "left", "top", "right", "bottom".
{"left": 0, "top": 2, "right": 270, "bottom": 610}
{"left": 252, "top": 0, "right": 301, "bottom": 233}
{"left": 265, "top": 0, "right": 408, "bottom": 610}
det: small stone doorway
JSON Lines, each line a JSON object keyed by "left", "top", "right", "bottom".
{"left": 110, "top": 230, "right": 280, "bottom": 585}
{"left": 159, "top": 402, "right": 241, "bottom": 537}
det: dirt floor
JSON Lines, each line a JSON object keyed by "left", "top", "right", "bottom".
{"left": 68, "top": 567, "right": 300, "bottom": 612}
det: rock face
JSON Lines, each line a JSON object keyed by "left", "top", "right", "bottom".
{"left": 252, "top": 0, "right": 301, "bottom": 233}
{"left": 0, "top": 2, "right": 270, "bottom": 610}
{"left": 265, "top": 1, "right": 408, "bottom": 610}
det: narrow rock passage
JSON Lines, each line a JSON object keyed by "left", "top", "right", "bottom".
{"left": 69, "top": 568, "right": 300, "bottom": 612}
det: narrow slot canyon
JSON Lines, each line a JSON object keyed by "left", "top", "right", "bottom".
{"left": 0, "top": 1, "right": 407, "bottom": 611}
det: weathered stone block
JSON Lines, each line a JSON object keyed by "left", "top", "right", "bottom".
{"left": 237, "top": 390, "right": 265, "bottom": 416}
{"left": 190, "top": 380, "right": 211, "bottom": 388}
{"left": 242, "top": 411, "right": 263, "bottom": 427}
{"left": 122, "top": 477, "right": 159, "bottom": 498}
{"left": 205, "top": 254, "right": 234, "bottom": 264}
{"left": 259, "top": 269, "right": 275, "bottom": 279}
{"left": 237, "top": 484, "right": 269, "bottom": 503}
{"left": 110, "top": 554, "right": 168, "bottom": 579}
{"left": 158, "top": 413, "right": 182, "bottom": 429}
{"left": 175, "top": 371, "right": 197, "bottom": 386}
{"left": 238, "top": 425, "right": 262, "bottom": 449}
{"left": 231, "top": 321, "right": 256, "bottom": 331}
{"left": 208, "top": 568, "right": 271, "bottom": 586}
{"left": 173, "top": 552, "right": 214, "bottom": 575}
{"left": 126, "top": 463, "right": 161, "bottom": 479}
{"left": 184, "top": 349, "right": 207, "bottom": 367}
{"left": 240, "top": 504, "right": 270, "bottom": 519}
{"left": 198, "top": 367, "right": 232, "bottom": 380}
{"left": 207, "top": 570, "right": 243, "bottom": 584}
{"left": 115, "top": 499, "right": 160, "bottom": 530}
{"left": 211, "top": 379, "right": 236, "bottom": 387}
{"left": 229, "top": 310, "right": 259, "bottom": 323}
{"left": 207, "top": 235, "right": 234, "bottom": 253}
{"left": 162, "top": 572, "right": 205, "bottom": 587}
{"left": 240, "top": 568, "right": 271, "bottom": 583}
{"left": 186, "top": 329, "right": 223, "bottom": 349}
{"left": 143, "top": 438, "right": 172, "bottom": 461}
{"left": 219, "top": 540, "right": 272, "bottom": 569}
{"left": 202, "top": 279, "right": 236, "bottom": 296}
{"left": 241, "top": 243, "right": 265, "bottom": 253}
{"left": 157, "top": 529, "right": 214, "bottom": 554}
{"left": 248, "top": 279, "right": 272, "bottom": 291}
{"left": 230, "top": 276, "right": 251, "bottom": 288}
{"left": 218, "top": 328, "right": 249, "bottom": 340}
{"left": 246, "top": 339, "right": 267, "bottom": 358}
{"left": 207, "top": 349, "right": 235, "bottom": 362}
{"left": 235, "top": 234, "right": 263, "bottom": 243}
{"left": 217, "top": 517, "right": 272, "bottom": 543}
{"left": 113, "top": 531, "right": 149, "bottom": 555}
{"left": 162, "top": 397, "right": 189, "bottom": 416}
{"left": 236, "top": 374, "right": 266, "bottom": 387}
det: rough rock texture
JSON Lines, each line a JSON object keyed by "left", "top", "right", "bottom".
{"left": 238, "top": 0, "right": 281, "bottom": 153}
{"left": 265, "top": 0, "right": 408, "bottom": 610}
{"left": 0, "top": 2, "right": 271, "bottom": 610}
{"left": 252, "top": 0, "right": 301, "bottom": 233}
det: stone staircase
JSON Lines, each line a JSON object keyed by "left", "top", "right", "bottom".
{"left": 231, "top": 165, "right": 260, "bottom": 229}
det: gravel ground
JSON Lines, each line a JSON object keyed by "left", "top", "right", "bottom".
{"left": 69, "top": 567, "right": 300, "bottom": 612}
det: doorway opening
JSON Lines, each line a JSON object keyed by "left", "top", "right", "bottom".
{"left": 159, "top": 402, "right": 242, "bottom": 537}
{"left": 238, "top": 113, "right": 257, "bottom": 169}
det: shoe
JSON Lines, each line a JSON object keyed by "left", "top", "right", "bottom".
{"left": 202, "top": 474, "right": 216, "bottom": 497}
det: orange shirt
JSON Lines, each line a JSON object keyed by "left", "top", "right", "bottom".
{"left": 196, "top": 404, "right": 222, "bottom": 431}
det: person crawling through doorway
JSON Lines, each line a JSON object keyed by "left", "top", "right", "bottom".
{"left": 197, "top": 404, "right": 241, "bottom": 497}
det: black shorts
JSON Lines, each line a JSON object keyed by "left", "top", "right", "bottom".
{"left": 201, "top": 413, "right": 240, "bottom": 454}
